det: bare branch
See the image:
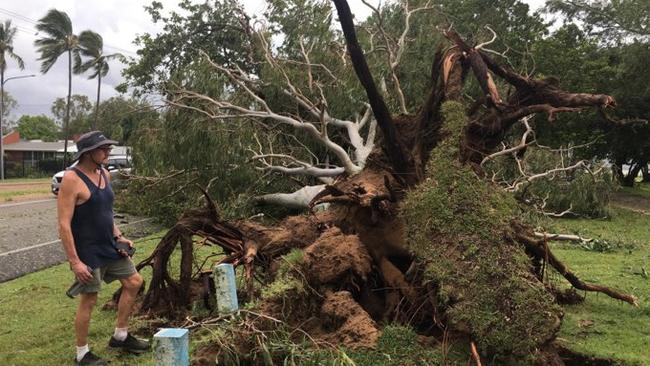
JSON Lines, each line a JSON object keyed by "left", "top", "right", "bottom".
{"left": 254, "top": 185, "right": 326, "bottom": 209}
{"left": 475, "top": 26, "right": 497, "bottom": 50}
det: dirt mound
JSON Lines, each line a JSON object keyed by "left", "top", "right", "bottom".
{"left": 303, "top": 227, "right": 372, "bottom": 285}
{"left": 319, "top": 291, "right": 380, "bottom": 349}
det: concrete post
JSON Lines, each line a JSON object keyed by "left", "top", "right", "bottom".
{"left": 213, "top": 263, "right": 239, "bottom": 315}
{"left": 153, "top": 328, "right": 189, "bottom": 366}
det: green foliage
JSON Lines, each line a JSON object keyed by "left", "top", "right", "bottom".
{"left": 402, "top": 102, "right": 561, "bottom": 361}
{"left": 546, "top": 0, "right": 650, "bottom": 41}
{"left": 119, "top": 103, "right": 296, "bottom": 224}
{"left": 34, "top": 9, "right": 80, "bottom": 74}
{"left": 50, "top": 94, "right": 93, "bottom": 135}
{"left": 0, "top": 19, "right": 25, "bottom": 75}
{"left": 484, "top": 145, "right": 615, "bottom": 218}
{"left": 121, "top": 0, "right": 255, "bottom": 95}
{"left": 542, "top": 5, "right": 650, "bottom": 183}
{"left": 95, "top": 96, "right": 158, "bottom": 143}
{"left": 1, "top": 90, "right": 17, "bottom": 123}
{"left": 16, "top": 115, "right": 59, "bottom": 141}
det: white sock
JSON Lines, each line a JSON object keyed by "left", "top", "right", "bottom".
{"left": 113, "top": 327, "right": 128, "bottom": 341}
{"left": 76, "top": 344, "right": 89, "bottom": 362}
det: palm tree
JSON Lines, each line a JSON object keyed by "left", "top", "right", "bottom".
{"left": 76, "top": 30, "right": 123, "bottom": 130}
{"left": 0, "top": 20, "right": 25, "bottom": 180}
{"left": 34, "top": 9, "right": 80, "bottom": 167}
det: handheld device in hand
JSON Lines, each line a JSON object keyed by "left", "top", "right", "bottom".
{"left": 66, "top": 266, "right": 93, "bottom": 298}
{"left": 115, "top": 242, "right": 135, "bottom": 257}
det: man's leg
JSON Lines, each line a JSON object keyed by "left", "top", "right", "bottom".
{"left": 75, "top": 292, "right": 97, "bottom": 346}
{"left": 108, "top": 271, "right": 149, "bottom": 353}
{"left": 116, "top": 272, "right": 143, "bottom": 328}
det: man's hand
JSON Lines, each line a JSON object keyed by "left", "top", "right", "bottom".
{"left": 116, "top": 236, "right": 134, "bottom": 257}
{"left": 71, "top": 261, "right": 93, "bottom": 284}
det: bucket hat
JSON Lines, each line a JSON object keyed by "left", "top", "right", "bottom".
{"left": 73, "top": 131, "right": 118, "bottom": 161}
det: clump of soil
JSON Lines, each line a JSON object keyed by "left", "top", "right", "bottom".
{"left": 319, "top": 291, "right": 380, "bottom": 349}
{"left": 302, "top": 227, "right": 372, "bottom": 285}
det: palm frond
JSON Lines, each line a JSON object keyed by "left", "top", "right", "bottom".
{"left": 35, "top": 9, "right": 73, "bottom": 39}
{"left": 34, "top": 9, "right": 78, "bottom": 73}
{"left": 0, "top": 20, "right": 25, "bottom": 71}
{"left": 78, "top": 30, "right": 103, "bottom": 57}
{"left": 8, "top": 49, "right": 25, "bottom": 70}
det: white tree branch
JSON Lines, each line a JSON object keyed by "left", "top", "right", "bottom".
{"left": 254, "top": 185, "right": 326, "bottom": 209}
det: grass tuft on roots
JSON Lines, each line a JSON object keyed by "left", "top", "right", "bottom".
{"left": 401, "top": 102, "right": 562, "bottom": 362}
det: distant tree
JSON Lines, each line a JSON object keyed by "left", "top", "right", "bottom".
{"left": 76, "top": 30, "right": 124, "bottom": 129}
{"left": 95, "top": 96, "right": 159, "bottom": 143}
{"left": 546, "top": 1, "right": 650, "bottom": 185}
{"left": 1, "top": 91, "right": 17, "bottom": 128}
{"left": 1, "top": 20, "right": 25, "bottom": 180}
{"left": 546, "top": 0, "right": 649, "bottom": 41}
{"left": 120, "top": 0, "right": 256, "bottom": 96}
{"left": 16, "top": 115, "right": 59, "bottom": 141}
{"left": 34, "top": 9, "right": 80, "bottom": 166}
{"left": 51, "top": 94, "right": 93, "bottom": 137}
{"left": 0, "top": 20, "right": 25, "bottom": 124}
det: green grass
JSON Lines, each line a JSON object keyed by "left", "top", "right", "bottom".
{"left": 618, "top": 182, "right": 650, "bottom": 199}
{"left": 0, "top": 233, "right": 164, "bottom": 366}
{"left": 0, "top": 186, "right": 52, "bottom": 202}
{"left": 547, "top": 206, "right": 650, "bottom": 365}
{"left": 0, "top": 178, "right": 52, "bottom": 202}
{"left": 1, "top": 199, "right": 648, "bottom": 365}
{"left": 0, "top": 178, "right": 51, "bottom": 184}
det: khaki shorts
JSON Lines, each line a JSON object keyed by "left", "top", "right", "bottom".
{"left": 79, "top": 257, "right": 137, "bottom": 294}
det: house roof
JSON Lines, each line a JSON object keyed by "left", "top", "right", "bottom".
{"left": 3, "top": 140, "right": 76, "bottom": 152}
{"left": 4, "top": 140, "right": 129, "bottom": 155}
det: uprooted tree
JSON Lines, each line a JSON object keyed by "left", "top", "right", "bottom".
{"left": 126, "top": 0, "right": 638, "bottom": 363}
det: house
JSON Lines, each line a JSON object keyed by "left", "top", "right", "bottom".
{"left": 2, "top": 131, "right": 129, "bottom": 177}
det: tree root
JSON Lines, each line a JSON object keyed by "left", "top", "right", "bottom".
{"left": 515, "top": 227, "right": 639, "bottom": 306}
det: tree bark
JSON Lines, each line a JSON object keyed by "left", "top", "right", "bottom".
{"left": 63, "top": 49, "right": 72, "bottom": 168}
{"left": 93, "top": 72, "right": 101, "bottom": 130}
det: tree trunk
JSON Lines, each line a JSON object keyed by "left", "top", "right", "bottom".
{"left": 1, "top": 69, "right": 5, "bottom": 180}
{"left": 641, "top": 162, "right": 649, "bottom": 182}
{"left": 93, "top": 72, "right": 101, "bottom": 130}
{"left": 622, "top": 161, "right": 642, "bottom": 187}
{"left": 63, "top": 50, "right": 72, "bottom": 168}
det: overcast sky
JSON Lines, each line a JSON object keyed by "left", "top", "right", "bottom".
{"left": 1, "top": 0, "right": 545, "bottom": 122}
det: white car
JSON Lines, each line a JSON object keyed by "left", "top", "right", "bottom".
{"left": 51, "top": 156, "right": 132, "bottom": 195}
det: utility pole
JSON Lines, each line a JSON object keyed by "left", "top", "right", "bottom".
{"left": 1, "top": 74, "right": 36, "bottom": 180}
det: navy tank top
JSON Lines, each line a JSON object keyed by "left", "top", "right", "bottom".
{"left": 70, "top": 168, "right": 121, "bottom": 269}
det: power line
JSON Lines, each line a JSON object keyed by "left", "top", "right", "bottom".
{"left": 0, "top": 8, "right": 38, "bottom": 25}
{"left": 0, "top": 8, "right": 138, "bottom": 56}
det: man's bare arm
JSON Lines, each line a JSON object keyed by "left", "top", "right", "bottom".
{"left": 57, "top": 171, "right": 93, "bottom": 283}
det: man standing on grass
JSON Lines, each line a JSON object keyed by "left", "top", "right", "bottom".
{"left": 57, "top": 131, "right": 149, "bottom": 365}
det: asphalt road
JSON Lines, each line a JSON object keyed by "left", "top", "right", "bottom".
{"left": 0, "top": 197, "right": 160, "bottom": 283}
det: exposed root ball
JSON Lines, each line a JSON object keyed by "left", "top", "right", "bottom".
{"left": 320, "top": 291, "right": 380, "bottom": 349}
{"left": 303, "top": 228, "right": 372, "bottom": 285}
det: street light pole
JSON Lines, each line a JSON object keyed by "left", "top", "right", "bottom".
{"left": 1, "top": 74, "right": 36, "bottom": 180}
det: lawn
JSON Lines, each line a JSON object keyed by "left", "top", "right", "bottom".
{"left": 547, "top": 205, "right": 650, "bottom": 365}
{"left": 0, "top": 234, "right": 165, "bottom": 366}
{"left": 0, "top": 177, "right": 52, "bottom": 202}
{"left": 0, "top": 195, "right": 648, "bottom": 365}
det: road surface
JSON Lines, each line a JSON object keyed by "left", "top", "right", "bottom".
{"left": 0, "top": 198, "right": 160, "bottom": 282}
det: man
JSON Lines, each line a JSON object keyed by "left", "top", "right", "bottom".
{"left": 57, "top": 131, "right": 149, "bottom": 365}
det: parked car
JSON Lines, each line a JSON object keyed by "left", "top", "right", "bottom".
{"left": 51, "top": 155, "right": 132, "bottom": 195}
